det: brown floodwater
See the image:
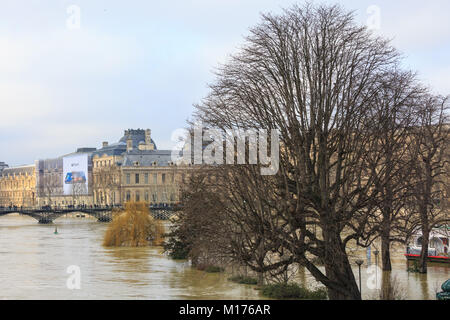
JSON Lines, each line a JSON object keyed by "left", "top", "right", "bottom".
{"left": 0, "top": 214, "right": 448, "bottom": 300}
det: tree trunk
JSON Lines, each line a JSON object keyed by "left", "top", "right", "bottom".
{"left": 380, "top": 271, "right": 393, "bottom": 300}
{"left": 419, "top": 227, "right": 429, "bottom": 274}
{"left": 381, "top": 230, "right": 392, "bottom": 271}
{"left": 191, "top": 254, "right": 199, "bottom": 268}
{"left": 323, "top": 227, "right": 361, "bottom": 300}
{"left": 257, "top": 272, "right": 264, "bottom": 286}
{"left": 324, "top": 257, "right": 361, "bottom": 300}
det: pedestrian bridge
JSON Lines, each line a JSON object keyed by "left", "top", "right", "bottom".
{"left": 0, "top": 205, "right": 177, "bottom": 224}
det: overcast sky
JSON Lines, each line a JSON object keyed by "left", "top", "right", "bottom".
{"left": 1, "top": 0, "right": 449, "bottom": 166}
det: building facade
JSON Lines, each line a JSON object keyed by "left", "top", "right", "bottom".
{"left": 92, "top": 129, "right": 190, "bottom": 206}
{"left": 0, "top": 128, "right": 190, "bottom": 208}
{"left": 0, "top": 165, "right": 36, "bottom": 207}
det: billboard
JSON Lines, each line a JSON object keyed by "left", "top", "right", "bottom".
{"left": 63, "top": 154, "right": 89, "bottom": 196}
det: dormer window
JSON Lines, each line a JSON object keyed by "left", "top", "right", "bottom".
{"left": 134, "top": 161, "right": 140, "bottom": 166}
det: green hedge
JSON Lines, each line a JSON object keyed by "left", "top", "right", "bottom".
{"left": 261, "top": 283, "right": 327, "bottom": 300}
{"left": 164, "top": 238, "right": 190, "bottom": 260}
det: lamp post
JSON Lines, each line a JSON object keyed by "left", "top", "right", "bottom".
{"left": 355, "top": 259, "right": 364, "bottom": 298}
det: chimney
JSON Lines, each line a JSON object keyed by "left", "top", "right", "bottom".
{"left": 102, "top": 141, "right": 108, "bottom": 148}
{"left": 126, "top": 138, "right": 133, "bottom": 152}
{"left": 145, "top": 129, "right": 151, "bottom": 145}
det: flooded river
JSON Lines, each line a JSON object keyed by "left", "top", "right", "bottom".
{"left": 0, "top": 214, "right": 448, "bottom": 299}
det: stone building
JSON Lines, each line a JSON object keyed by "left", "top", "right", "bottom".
{"left": 0, "top": 128, "right": 191, "bottom": 208}
{"left": 0, "top": 164, "right": 36, "bottom": 207}
{"left": 92, "top": 128, "right": 190, "bottom": 206}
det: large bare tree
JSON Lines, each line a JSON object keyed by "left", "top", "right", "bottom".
{"left": 193, "top": 4, "right": 415, "bottom": 299}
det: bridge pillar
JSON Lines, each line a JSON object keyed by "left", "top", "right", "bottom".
{"left": 97, "top": 216, "right": 112, "bottom": 222}
{"left": 38, "top": 217, "right": 53, "bottom": 224}
{"left": 95, "top": 211, "right": 112, "bottom": 222}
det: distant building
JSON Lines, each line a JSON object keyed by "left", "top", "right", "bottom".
{"left": 0, "top": 162, "right": 8, "bottom": 172}
{"left": 0, "top": 128, "right": 192, "bottom": 208}
{"left": 92, "top": 128, "right": 190, "bottom": 206}
{"left": 0, "top": 164, "right": 36, "bottom": 207}
{"left": 35, "top": 147, "right": 96, "bottom": 207}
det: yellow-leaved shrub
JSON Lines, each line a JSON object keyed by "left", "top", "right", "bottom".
{"left": 103, "top": 202, "right": 165, "bottom": 247}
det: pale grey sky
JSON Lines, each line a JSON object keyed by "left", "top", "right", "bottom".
{"left": 1, "top": 0, "right": 449, "bottom": 166}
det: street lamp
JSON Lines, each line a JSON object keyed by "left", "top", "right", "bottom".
{"left": 355, "top": 259, "right": 364, "bottom": 298}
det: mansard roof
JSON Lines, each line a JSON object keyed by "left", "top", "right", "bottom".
{"left": 93, "top": 129, "right": 157, "bottom": 158}
{"left": 0, "top": 164, "right": 35, "bottom": 177}
{"left": 122, "top": 150, "right": 173, "bottom": 167}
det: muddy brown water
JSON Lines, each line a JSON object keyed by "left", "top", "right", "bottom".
{"left": 0, "top": 214, "right": 447, "bottom": 299}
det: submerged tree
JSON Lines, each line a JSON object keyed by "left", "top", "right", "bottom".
{"left": 103, "top": 202, "right": 165, "bottom": 247}
{"left": 407, "top": 95, "right": 449, "bottom": 273}
{"left": 364, "top": 70, "right": 425, "bottom": 271}
{"left": 168, "top": 167, "right": 294, "bottom": 284}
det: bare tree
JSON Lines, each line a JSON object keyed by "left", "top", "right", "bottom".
{"left": 170, "top": 165, "right": 294, "bottom": 284}
{"left": 70, "top": 181, "right": 86, "bottom": 206}
{"left": 40, "top": 172, "right": 61, "bottom": 207}
{"left": 94, "top": 165, "right": 121, "bottom": 205}
{"left": 214, "top": 165, "right": 295, "bottom": 285}
{"left": 407, "top": 95, "right": 449, "bottom": 273}
{"left": 363, "top": 70, "right": 425, "bottom": 271}
{"left": 193, "top": 4, "right": 415, "bottom": 299}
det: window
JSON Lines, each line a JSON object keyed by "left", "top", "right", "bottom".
{"left": 152, "top": 193, "right": 157, "bottom": 202}
{"left": 153, "top": 173, "right": 157, "bottom": 184}
{"left": 144, "top": 173, "right": 149, "bottom": 184}
{"left": 145, "top": 191, "right": 149, "bottom": 202}
{"left": 135, "top": 191, "right": 140, "bottom": 202}
{"left": 126, "top": 191, "right": 131, "bottom": 202}
{"left": 126, "top": 174, "right": 130, "bottom": 185}
{"left": 135, "top": 173, "right": 140, "bottom": 184}
{"left": 162, "top": 173, "right": 166, "bottom": 184}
